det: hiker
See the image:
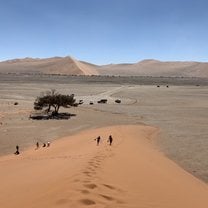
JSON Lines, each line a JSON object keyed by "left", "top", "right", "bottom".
{"left": 14, "top": 145, "right": 20, "bottom": 155}
{"left": 95, "top": 136, "right": 101, "bottom": 146}
{"left": 42, "top": 143, "right": 46, "bottom": 147}
{"left": 108, "top": 135, "right": 113, "bottom": 146}
{"left": 47, "top": 142, "right": 50, "bottom": 147}
{"left": 36, "top": 142, "right": 39, "bottom": 149}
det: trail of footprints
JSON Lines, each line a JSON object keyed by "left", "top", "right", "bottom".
{"left": 53, "top": 150, "right": 126, "bottom": 206}
{"left": 75, "top": 153, "right": 126, "bottom": 206}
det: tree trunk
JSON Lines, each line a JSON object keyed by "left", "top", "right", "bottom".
{"left": 47, "top": 105, "right": 51, "bottom": 113}
{"left": 53, "top": 105, "right": 60, "bottom": 115}
{"left": 56, "top": 105, "right": 60, "bottom": 114}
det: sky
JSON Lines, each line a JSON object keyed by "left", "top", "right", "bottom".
{"left": 0, "top": 0, "right": 208, "bottom": 64}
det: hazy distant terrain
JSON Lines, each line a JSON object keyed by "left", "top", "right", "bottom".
{"left": 0, "top": 56, "right": 208, "bottom": 77}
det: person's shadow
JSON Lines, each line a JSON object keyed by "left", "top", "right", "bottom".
{"left": 14, "top": 150, "right": 19, "bottom": 155}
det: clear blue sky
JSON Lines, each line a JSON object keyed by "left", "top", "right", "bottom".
{"left": 0, "top": 0, "right": 208, "bottom": 64}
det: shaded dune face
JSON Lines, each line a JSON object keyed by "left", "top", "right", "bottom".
{"left": 0, "top": 57, "right": 208, "bottom": 77}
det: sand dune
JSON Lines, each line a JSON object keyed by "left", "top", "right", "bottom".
{"left": 1, "top": 125, "right": 208, "bottom": 208}
{"left": 97, "top": 59, "right": 208, "bottom": 77}
{"left": 0, "top": 56, "right": 98, "bottom": 75}
{"left": 0, "top": 57, "right": 208, "bottom": 77}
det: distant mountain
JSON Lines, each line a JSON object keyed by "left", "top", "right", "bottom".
{"left": 0, "top": 56, "right": 208, "bottom": 77}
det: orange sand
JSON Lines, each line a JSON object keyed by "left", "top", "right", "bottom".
{"left": 0, "top": 125, "right": 208, "bottom": 208}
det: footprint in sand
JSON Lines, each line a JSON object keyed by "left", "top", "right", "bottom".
{"left": 82, "top": 171, "right": 92, "bottom": 177}
{"left": 83, "top": 171, "right": 91, "bottom": 174}
{"left": 87, "top": 166, "right": 95, "bottom": 171}
{"left": 79, "top": 199, "right": 96, "bottom": 205}
{"left": 84, "top": 183, "right": 97, "bottom": 189}
{"left": 91, "top": 163, "right": 99, "bottom": 168}
{"left": 93, "top": 158, "right": 102, "bottom": 162}
{"left": 102, "top": 184, "right": 125, "bottom": 193}
{"left": 99, "top": 194, "right": 115, "bottom": 201}
{"left": 102, "top": 184, "right": 116, "bottom": 190}
{"left": 93, "top": 156, "right": 104, "bottom": 161}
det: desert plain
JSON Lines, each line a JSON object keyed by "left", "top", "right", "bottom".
{"left": 1, "top": 74, "right": 208, "bottom": 207}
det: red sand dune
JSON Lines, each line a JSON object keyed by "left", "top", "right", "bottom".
{"left": 0, "top": 56, "right": 98, "bottom": 75}
{"left": 1, "top": 125, "right": 208, "bottom": 208}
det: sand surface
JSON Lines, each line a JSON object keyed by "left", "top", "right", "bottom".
{"left": 1, "top": 125, "right": 208, "bottom": 208}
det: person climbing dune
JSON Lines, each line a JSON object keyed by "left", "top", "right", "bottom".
{"left": 14, "top": 145, "right": 20, "bottom": 155}
{"left": 36, "top": 142, "right": 39, "bottom": 149}
{"left": 108, "top": 135, "right": 113, "bottom": 146}
{"left": 95, "top": 136, "right": 101, "bottom": 146}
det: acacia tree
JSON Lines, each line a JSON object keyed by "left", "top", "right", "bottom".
{"left": 34, "top": 90, "right": 76, "bottom": 115}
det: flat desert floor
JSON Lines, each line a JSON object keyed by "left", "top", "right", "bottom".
{"left": 0, "top": 75, "right": 208, "bottom": 207}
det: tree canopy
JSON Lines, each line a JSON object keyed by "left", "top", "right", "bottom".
{"left": 34, "top": 90, "right": 76, "bottom": 115}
